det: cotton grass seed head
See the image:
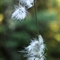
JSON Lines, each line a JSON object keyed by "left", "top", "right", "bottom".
{"left": 20, "top": 0, "right": 34, "bottom": 9}
{"left": 23, "top": 35, "right": 46, "bottom": 60}
{"left": 12, "top": 6, "right": 27, "bottom": 20}
{"left": 11, "top": 0, "right": 34, "bottom": 20}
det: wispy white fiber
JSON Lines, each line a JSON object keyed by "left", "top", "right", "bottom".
{"left": 20, "top": 0, "right": 34, "bottom": 9}
{"left": 12, "top": 6, "right": 27, "bottom": 20}
{"left": 11, "top": 0, "right": 34, "bottom": 20}
{"left": 23, "top": 35, "right": 46, "bottom": 60}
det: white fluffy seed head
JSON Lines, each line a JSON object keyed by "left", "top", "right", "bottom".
{"left": 11, "top": 0, "right": 34, "bottom": 20}
{"left": 20, "top": 0, "right": 34, "bottom": 9}
{"left": 24, "top": 35, "right": 46, "bottom": 60}
{"left": 12, "top": 6, "right": 27, "bottom": 20}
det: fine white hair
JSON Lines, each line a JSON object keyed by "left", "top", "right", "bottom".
{"left": 11, "top": 0, "right": 34, "bottom": 20}
{"left": 21, "top": 35, "right": 46, "bottom": 60}
{"left": 12, "top": 6, "right": 27, "bottom": 20}
{"left": 20, "top": 0, "right": 34, "bottom": 9}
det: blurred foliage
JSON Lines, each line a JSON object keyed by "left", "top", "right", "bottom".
{"left": 0, "top": 0, "right": 60, "bottom": 60}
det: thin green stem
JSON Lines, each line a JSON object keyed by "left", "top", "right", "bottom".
{"left": 34, "top": 0, "right": 39, "bottom": 39}
{"left": 19, "top": 0, "right": 21, "bottom": 7}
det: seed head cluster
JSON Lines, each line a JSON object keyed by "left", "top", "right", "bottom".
{"left": 12, "top": 0, "right": 34, "bottom": 20}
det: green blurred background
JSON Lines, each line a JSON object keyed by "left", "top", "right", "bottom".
{"left": 0, "top": 0, "right": 60, "bottom": 60}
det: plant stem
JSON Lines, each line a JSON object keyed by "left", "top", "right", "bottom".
{"left": 19, "top": 0, "right": 21, "bottom": 7}
{"left": 34, "top": 0, "right": 39, "bottom": 39}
